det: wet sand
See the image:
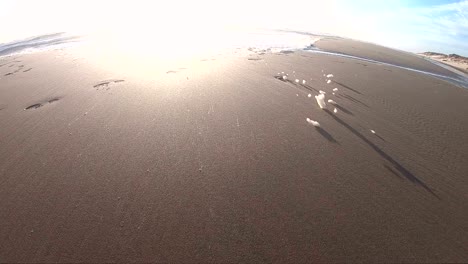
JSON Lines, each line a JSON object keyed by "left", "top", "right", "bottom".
{"left": 0, "top": 41, "right": 467, "bottom": 262}
{"left": 315, "top": 37, "right": 462, "bottom": 78}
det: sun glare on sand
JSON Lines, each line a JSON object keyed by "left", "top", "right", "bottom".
{"left": 68, "top": 0, "right": 258, "bottom": 74}
{"left": 55, "top": 0, "right": 336, "bottom": 56}
{"left": 74, "top": 1, "right": 248, "bottom": 59}
{"left": 34, "top": 0, "right": 338, "bottom": 76}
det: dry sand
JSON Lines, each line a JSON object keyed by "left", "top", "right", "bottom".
{"left": 1, "top": 39, "right": 467, "bottom": 262}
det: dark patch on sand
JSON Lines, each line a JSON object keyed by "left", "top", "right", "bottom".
{"left": 274, "top": 75, "right": 288, "bottom": 82}
{"left": 334, "top": 105, "right": 354, "bottom": 115}
{"left": 94, "top": 79, "right": 125, "bottom": 90}
{"left": 324, "top": 110, "right": 439, "bottom": 198}
{"left": 274, "top": 75, "right": 319, "bottom": 93}
{"left": 248, "top": 57, "right": 263, "bottom": 61}
{"left": 23, "top": 68, "right": 32, "bottom": 72}
{"left": 25, "top": 103, "right": 43, "bottom": 110}
{"left": 373, "top": 133, "right": 386, "bottom": 141}
{"left": 315, "top": 127, "right": 338, "bottom": 143}
{"left": 339, "top": 94, "right": 369, "bottom": 108}
{"left": 334, "top": 81, "right": 363, "bottom": 95}
{"left": 24, "top": 97, "right": 62, "bottom": 110}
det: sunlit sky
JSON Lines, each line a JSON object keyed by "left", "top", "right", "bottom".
{"left": 1, "top": 0, "right": 467, "bottom": 56}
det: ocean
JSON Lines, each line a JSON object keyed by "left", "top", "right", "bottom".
{"left": 1, "top": 29, "right": 466, "bottom": 88}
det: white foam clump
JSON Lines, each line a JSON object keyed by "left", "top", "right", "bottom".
{"left": 334, "top": 108, "right": 338, "bottom": 113}
{"left": 306, "top": 118, "right": 320, "bottom": 127}
{"left": 327, "top": 80, "right": 332, "bottom": 84}
{"left": 315, "top": 94, "right": 327, "bottom": 109}
{"left": 308, "top": 93, "right": 312, "bottom": 98}
{"left": 332, "top": 93, "right": 335, "bottom": 95}
{"left": 370, "top": 130, "right": 376, "bottom": 134}
{"left": 327, "top": 74, "right": 334, "bottom": 78}
{"left": 282, "top": 75, "right": 287, "bottom": 80}
{"left": 333, "top": 88, "right": 338, "bottom": 92}
{"left": 319, "top": 90, "right": 326, "bottom": 94}
{"left": 302, "top": 80, "right": 306, "bottom": 84}
{"left": 295, "top": 79, "right": 299, "bottom": 83}
{"left": 327, "top": 99, "right": 337, "bottom": 104}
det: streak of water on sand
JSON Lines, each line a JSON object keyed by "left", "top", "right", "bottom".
{"left": 304, "top": 49, "right": 468, "bottom": 89}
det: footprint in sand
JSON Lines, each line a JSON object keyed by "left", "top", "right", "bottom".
{"left": 94, "top": 79, "right": 125, "bottom": 90}
{"left": 24, "top": 97, "right": 61, "bottom": 111}
{"left": 25, "top": 103, "right": 43, "bottom": 110}
{"left": 166, "top": 68, "right": 188, "bottom": 74}
{"left": 23, "top": 68, "right": 32, "bottom": 72}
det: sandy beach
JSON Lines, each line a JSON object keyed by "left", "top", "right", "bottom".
{"left": 1, "top": 37, "right": 467, "bottom": 262}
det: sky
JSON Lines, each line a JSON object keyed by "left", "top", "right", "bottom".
{"left": 0, "top": 0, "right": 467, "bottom": 56}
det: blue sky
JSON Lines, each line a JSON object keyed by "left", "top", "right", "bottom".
{"left": 330, "top": 0, "right": 468, "bottom": 55}
{"left": 0, "top": 0, "right": 467, "bottom": 56}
